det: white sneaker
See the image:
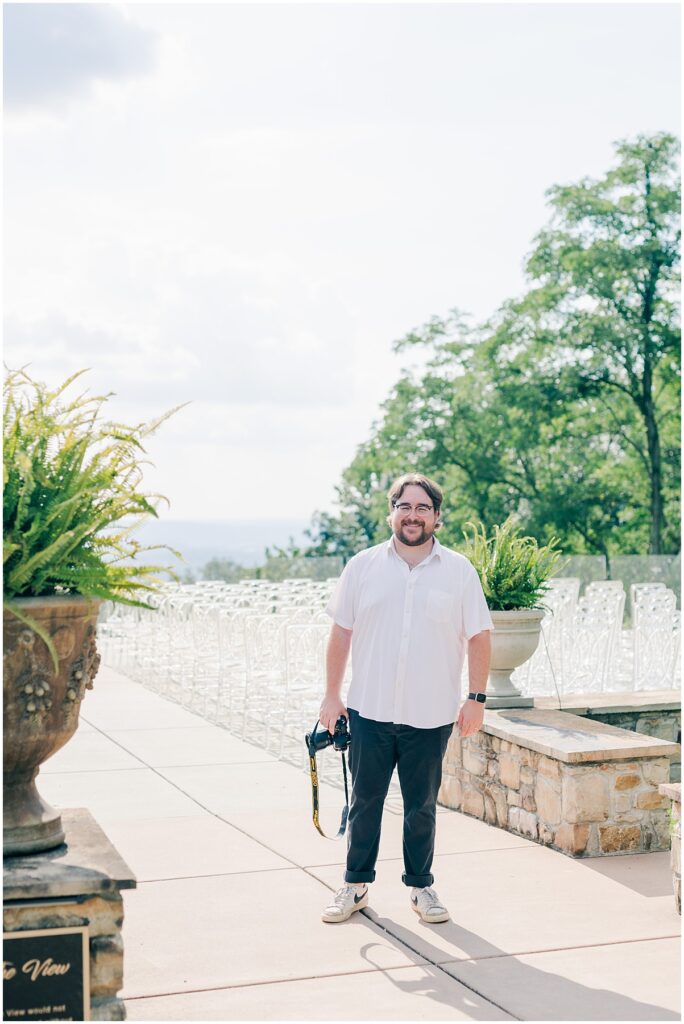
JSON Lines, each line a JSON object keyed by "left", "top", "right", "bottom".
{"left": 321, "top": 884, "right": 368, "bottom": 923}
{"left": 410, "top": 886, "right": 449, "bottom": 923}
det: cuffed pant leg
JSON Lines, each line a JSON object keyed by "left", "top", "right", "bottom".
{"left": 397, "top": 722, "right": 454, "bottom": 888}
{"left": 344, "top": 710, "right": 397, "bottom": 884}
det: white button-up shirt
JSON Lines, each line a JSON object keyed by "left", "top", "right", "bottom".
{"left": 325, "top": 536, "right": 494, "bottom": 729}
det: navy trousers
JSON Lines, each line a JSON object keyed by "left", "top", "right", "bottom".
{"left": 344, "top": 709, "right": 453, "bottom": 888}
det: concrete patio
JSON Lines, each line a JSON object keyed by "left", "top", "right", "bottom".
{"left": 38, "top": 665, "right": 681, "bottom": 1021}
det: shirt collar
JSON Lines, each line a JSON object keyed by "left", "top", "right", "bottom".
{"left": 386, "top": 535, "right": 442, "bottom": 564}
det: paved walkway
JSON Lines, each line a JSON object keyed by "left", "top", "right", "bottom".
{"left": 40, "top": 666, "right": 681, "bottom": 1021}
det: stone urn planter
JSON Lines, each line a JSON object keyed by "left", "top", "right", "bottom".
{"left": 487, "top": 608, "right": 545, "bottom": 708}
{"left": 3, "top": 596, "right": 101, "bottom": 856}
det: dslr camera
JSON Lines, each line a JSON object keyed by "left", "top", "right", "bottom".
{"left": 306, "top": 715, "right": 351, "bottom": 756}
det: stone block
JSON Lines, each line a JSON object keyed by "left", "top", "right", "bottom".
{"left": 90, "top": 998, "right": 126, "bottom": 1021}
{"left": 615, "top": 774, "right": 641, "bottom": 790}
{"left": 614, "top": 811, "right": 641, "bottom": 824}
{"left": 493, "top": 787, "right": 509, "bottom": 828}
{"left": 535, "top": 775, "right": 561, "bottom": 825}
{"left": 445, "top": 733, "right": 462, "bottom": 766}
{"left": 90, "top": 935, "right": 124, "bottom": 999}
{"left": 599, "top": 824, "right": 641, "bottom": 853}
{"left": 585, "top": 824, "right": 600, "bottom": 856}
{"left": 613, "top": 792, "right": 633, "bottom": 814}
{"left": 520, "top": 765, "right": 535, "bottom": 785}
{"left": 519, "top": 748, "right": 536, "bottom": 768}
{"left": 509, "top": 806, "right": 538, "bottom": 840}
{"left": 499, "top": 754, "right": 520, "bottom": 790}
{"left": 655, "top": 813, "right": 673, "bottom": 850}
{"left": 562, "top": 772, "right": 610, "bottom": 823}
{"left": 537, "top": 755, "right": 560, "bottom": 780}
{"left": 3, "top": 895, "right": 123, "bottom": 939}
{"left": 483, "top": 792, "right": 497, "bottom": 825}
{"left": 462, "top": 746, "right": 487, "bottom": 776}
{"left": 642, "top": 760, "right": 672, "bottom": 785}
{"left": 538, "top": 822, "right": 554, "bottom": 845}
{"left": 490, "top": 736, "right": 501, "bottom": 752}
{"left": 521, "top": 786, "right": 536, "bottom": 813}
{"left": 506, "top": 789, "right": 521, "bottom": 807}
{"left": 554, "top": 823, "right": 590, "bottom": 856}
{"left": 438, "top": 775, "right": 462, "bottom": 810}
{"left": 636, "top": 791, "right": 669, "bottom": 810}
{"left": 487, "top": 759, "right": 499, "bottom": 779}
{"left": 636, "top": 717, "right": 675, "bottom": 740}
{"left": 463, "top": 787, "right": 485, "bottom": 819}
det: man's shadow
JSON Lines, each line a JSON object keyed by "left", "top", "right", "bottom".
{"left": 355, "top": 908, "right": 679, "bottom": 1021}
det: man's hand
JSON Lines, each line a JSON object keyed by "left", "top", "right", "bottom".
{"left": 457, "top": 698, "right": 484, "bottom": 738}
{"left": 319, "top": 696, "right": 348, "bottom": 736}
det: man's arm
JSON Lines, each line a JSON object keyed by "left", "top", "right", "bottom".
{"left": 457, "top": 629, "right": 491, "bottom": 737}
{"left": 467, "top": 629, "right": 491, "bottom": 693}
{"left": 319, "top": 623, "right": 352, "bottom": 734}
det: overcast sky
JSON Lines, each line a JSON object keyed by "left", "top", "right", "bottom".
{"left": 4, "top": 2, "right": 681, "bottom": 526}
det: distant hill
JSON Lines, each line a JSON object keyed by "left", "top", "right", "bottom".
{"left": 133, "top": 518, "right": 309, "bottom": 572}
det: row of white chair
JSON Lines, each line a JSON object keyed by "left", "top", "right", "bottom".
{"left": 99, "top": 577, "right": 680, "bottom": 773}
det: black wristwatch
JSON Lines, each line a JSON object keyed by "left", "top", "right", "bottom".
{"left": 467, "top": 692, "right": 487, "bottom": 704}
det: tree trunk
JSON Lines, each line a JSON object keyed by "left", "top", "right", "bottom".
{"left": 640, "top": 328, "right": 664, "bottom": 554}
{"left": 640, "top": 162, "right": 666, "bottom": 554}
{"left": 643, "top": 394, "right": 664, "bottom": 553}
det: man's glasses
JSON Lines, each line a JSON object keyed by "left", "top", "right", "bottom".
{"left": 392, "top": 502, "right": 434, "bottom": 515}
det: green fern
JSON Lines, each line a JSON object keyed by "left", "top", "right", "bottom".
{"left": 461, "top": 516, "right": 565, "bottom": 611}
{"left": 3, "top": 368, "right": 185, "bottom": 667}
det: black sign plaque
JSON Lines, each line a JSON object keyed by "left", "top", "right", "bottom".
{"left": 3, "top": 927, "right": 89, "bottom": 1021}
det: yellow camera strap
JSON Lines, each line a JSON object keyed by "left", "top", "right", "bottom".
{"left": 308, "top": 749, "right": 350, "bottom": 841}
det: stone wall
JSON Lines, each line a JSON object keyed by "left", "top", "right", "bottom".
{"left": 659, "top": 783, "right": 681, "bottom": 915}
{"left": 439, "top": 724, "right": 674, "bottom": 857}
{"left": 3, "top": 894, "right": 126, "bottom": 1020}
{"left": 581, "top": 709, "right": 680, "bottom": 781}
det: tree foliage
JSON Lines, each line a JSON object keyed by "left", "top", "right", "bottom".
{"left": 303, "top": 134, "right": 680, "bottom": 562}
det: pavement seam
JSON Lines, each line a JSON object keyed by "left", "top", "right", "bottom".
{"left": 83, "top": 720, "right": 308, "bottom": 870}
{"left": 434, "top": 932, "right": 683, "bottom": 964}
{"left": 303, "top": 843, "right": 534, "bottom": 869}
{"left": 43, "top": 767, "right": 149, "bottom": 775}
{"left": 122, "top": 960, "right": 516, "bottom": 1016}
{"left": 342, "top": 904, "right": 523, "bottom": 1020}
{"left": 45, "top": 760, "right": 277, "bottom": 774}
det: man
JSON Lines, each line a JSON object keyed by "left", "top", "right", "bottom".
{"left": 319, "top": 472, "right": 493, "bottom": 924}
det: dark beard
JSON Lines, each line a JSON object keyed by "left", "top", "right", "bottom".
{"left": 396, "top": 524, "right": 433, "bottom": 547}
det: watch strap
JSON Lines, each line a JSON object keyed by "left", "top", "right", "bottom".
{"left": 468, "top": 691, "right": 487, "bottom": 703}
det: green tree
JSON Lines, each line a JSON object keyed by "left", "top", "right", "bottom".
{"left": 305, "top": 134, "right": 680, "bottom": 559}
{"left": 491, "top": 132, "right": 680, "bottom": 553}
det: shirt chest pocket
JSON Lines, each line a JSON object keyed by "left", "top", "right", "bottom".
{"left": 425, "top": 588, "right": 453, "bottom": 624}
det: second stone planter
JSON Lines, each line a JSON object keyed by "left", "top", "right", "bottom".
{"left": 487, "top": 608, "right": 545, "bottom": 708}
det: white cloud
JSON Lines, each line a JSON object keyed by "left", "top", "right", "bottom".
{"left": 4, "top": 3, "right": 157, "bottom": 111}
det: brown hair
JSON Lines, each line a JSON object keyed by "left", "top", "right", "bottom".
{"left": 387, "top": 473, "right": 444, "bottom": 526}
